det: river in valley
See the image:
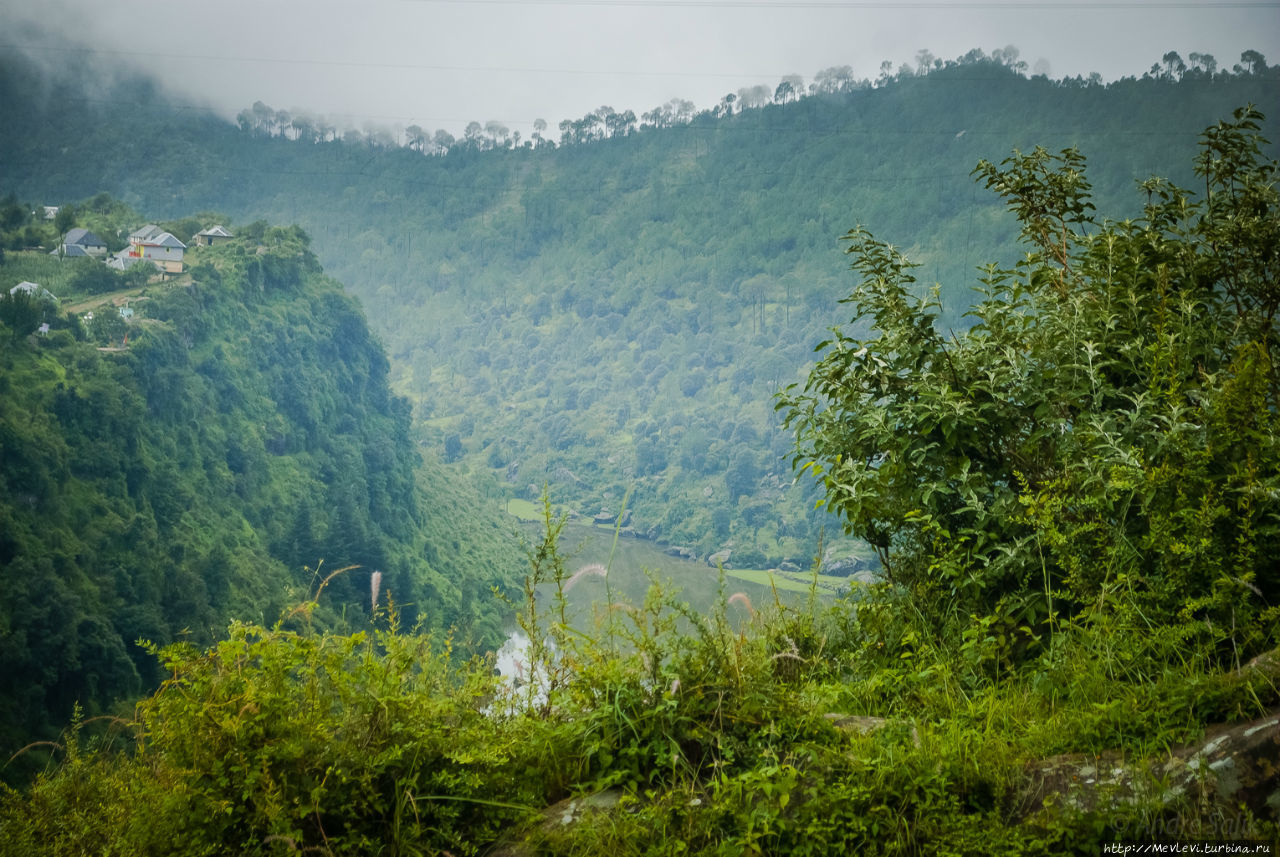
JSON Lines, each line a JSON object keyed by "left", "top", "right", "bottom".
{"left": 493, "top": 521, "right": 832, "bottom": 683}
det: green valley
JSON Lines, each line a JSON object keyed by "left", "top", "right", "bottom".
{"left": 4, "top": 48, "right": 1276, "bottom": 573}
{"left": 1, "top": 41, "right": 1279, "bottom": 856}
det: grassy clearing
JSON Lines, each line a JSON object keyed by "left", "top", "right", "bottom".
{"left": 528, "top": 522, "right": 803, "bottom": 627}
{"left": 507, "top": 503, "right": 843, "bottom": 600}
{"left": 506, "top": 497, "right": 549, "bottom": 521}
{"left": 724, "top": 567, "right": 851, "bottom": 595}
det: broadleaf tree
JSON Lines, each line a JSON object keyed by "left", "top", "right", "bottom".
{"left": 778, "top": 106, "right": 1279, "bottom": 667}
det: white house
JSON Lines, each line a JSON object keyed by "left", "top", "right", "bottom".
{"left": 10, "top": 281, "right": 59, "bottom": 303}
{"left": 193, "top": 225, "right": 234, "bottom": 247}
{"left": 127, "top": 224, "right": 186, "bottom": 273}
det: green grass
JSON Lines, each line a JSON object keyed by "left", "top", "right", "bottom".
{"left": 517, "top": 522, "right": 821, "bottom": 630}
{"left": 506, "top": 497, "right": 549, "bottom": 521}
{"left": 724, "top": 567, "right": 852, "bottom": 595}
{"left": 504, "top": 499, "right": 845, "bottom": 617}
{"left": 1, "top": 252, "right": 79, "bottom": 295}
{"left": 4, "top": 509, "right": 1278, "bottom": 856}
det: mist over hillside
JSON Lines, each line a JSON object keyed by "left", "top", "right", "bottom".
{"left": 2, "top": 46, "right": 1277, "bottom": 571}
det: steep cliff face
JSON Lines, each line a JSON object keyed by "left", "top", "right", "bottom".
{"left": 0, "top": 224, "right": 520, "bottom": 771}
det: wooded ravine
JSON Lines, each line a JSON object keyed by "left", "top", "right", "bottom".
{"left": 1, "top": 46, "right": 1278, "bottom": 855}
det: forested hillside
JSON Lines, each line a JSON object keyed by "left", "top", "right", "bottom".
{"left": 0, "top": 218, "right": 522, "bottom": 779}
{"left": 1, "top": 104, "right": 1277, "bottom": 856}
{"left": 2, "top": 49, "right": 1276, "bottom": 568}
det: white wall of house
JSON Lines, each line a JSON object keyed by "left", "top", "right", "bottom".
{"left": 140, "top": 245, "right": 183, "bottom": 263}
{"left": 136, "top": 244, "right": 185, "bottom": 272}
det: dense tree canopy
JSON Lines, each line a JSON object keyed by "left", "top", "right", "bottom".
{"left": 2, "top": 48, "right": 1276, "bottom": 572}
{"left": 780, "top": 106, "right": 1280, "bottom": 667}
{"left": 0, "top": 225, "right": 522, "bottom": 778}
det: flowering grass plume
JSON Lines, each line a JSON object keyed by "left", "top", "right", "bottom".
{"left": 564, "top": 563, "right": 607, "bottom": 592}
{"left": 370, "top": 570, "right": 382, "bottom": 613}
{"left": 727, "top": 591, "right": 755, "bottom": 617}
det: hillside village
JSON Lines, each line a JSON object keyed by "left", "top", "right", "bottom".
{"left": 2, "top": 208, "right": 235, "bottom": 345}
{"left": 51, "top": 220, "right": 235, "bottom": 273}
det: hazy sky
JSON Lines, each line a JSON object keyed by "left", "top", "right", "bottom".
{"left": 3, "top": 0, "right": 1277, "bottom": 138}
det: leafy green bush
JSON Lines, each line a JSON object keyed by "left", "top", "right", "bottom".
{"left": 2, "top": 608, "right": 544, "bottom": 856}
{"left": 3, "top": 537, "right": 1275, "bottom": 856}
{"left": 779, "top": 106, "right": 1280, "bottom": 668}
{"left": 66, "top": 258, "right": 122, "bottom": 294}
{"left": 134, "top": 618, "right": 530, "bottom": 854}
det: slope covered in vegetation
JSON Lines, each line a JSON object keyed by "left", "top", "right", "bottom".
{"left": 2, "top": 49, "right": 1276, "bottom": 569}
{"left": 2, "top": 107, "right": 1277, "bottom": 857}
{"left": 0, "top": 219, "right": 522, "bottom": 780}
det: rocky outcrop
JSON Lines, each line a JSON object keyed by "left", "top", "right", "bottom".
{"left": 592, "top": 508, "right": 631, "bottom": 526}
{"left": 824, "top": 713, "right": 921, "bottom": 746}
{"left": 822, "top": 690, "right": 1280, "bottom": 827}
{"left": 1022, "top": 651, "right": 1280, "bottom": 825}
{"left": 1021, "top": 706, "right": 1280, "bottom": 826}
{"left": 487, "top": 790, "right": 626, "bottom": 857}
